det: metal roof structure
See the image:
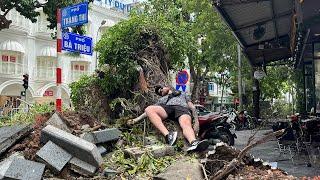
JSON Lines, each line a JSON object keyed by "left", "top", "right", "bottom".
{"left": 213, "top": 0, "right": 295, "bottom": 66}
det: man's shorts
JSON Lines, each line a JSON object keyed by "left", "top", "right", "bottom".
{"left": 159, "top": 105, "right": 192, "bottom": 121}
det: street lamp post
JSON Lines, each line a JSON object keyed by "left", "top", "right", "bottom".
{"left": 95, "top": 20, "right": 106, "bottom": 69}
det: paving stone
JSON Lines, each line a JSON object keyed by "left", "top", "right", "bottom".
{"left": 2, "top": 158, "right": 45, "bottom": 180}
{"left": 41, "top": 125, "right": 103, "bottom": 167}
{"left": 80, "top": 132, "right": 95, "bottom": 143}
{"left": 154, "top": 158, "right": 203, "bottom": 180}
{"left": 36, "top": 141, "right": 72, "bottom": 173}
{"left": 124, "top": 145, "right": 175, "bottom": 159}
{"left": 0, "top": 124, "right": 31, "bottom": 156}
{"left": 97, "top": 145, "right": 107, "bottom": 155}
{"left": 92, "top": 128, "right": 121, "bottom": 144}
{"left": 69, "top": 157, "right": 97, "bottom": 176}
{"left": 0, "top": 151, "right": 25, "bottom": 178}
{"left": 103, "top": 168, "right": 117, "bottom": 177}
{"left": 45, "top": 113, "right": 71, "bottom": 133}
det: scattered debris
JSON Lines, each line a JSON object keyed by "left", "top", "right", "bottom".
{"left": 45, "top": 113, "right": 71, "bottom": 133}
{"left": 154, "top": 158, "right": 203, "bottom": 180}
{"left": 102, "top": 168, "right": 117, "bottom": 177}
{"left": 0, "top": 124, "right": 31, "bottom": 156}
{"left": 36, "top": 141, "right": 72, "bottom": 174}
{"left": 40, "top": 125, "right": 103, "bottom": 167}
{"left": 1, "top": 157, "right": 45, "bottom": 180}
{"left": 97, "top": 145, "right": 107, "bottom": 155}
{"left": 69, "top": 157, "right": 97, "bottom": 176}
{"left": 124, "top": 145, "right": 175, "bottom": 159}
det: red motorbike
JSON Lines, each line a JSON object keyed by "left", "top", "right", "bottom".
{"left": 196, "top": 105, "right": 237, "bottom": 146}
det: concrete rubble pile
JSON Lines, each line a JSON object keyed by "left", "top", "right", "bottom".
{"left": 0, "top": 112, "right": 122, "bottom": 179}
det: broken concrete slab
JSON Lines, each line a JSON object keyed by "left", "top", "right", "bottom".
{"left": 82, "top": 128, "right": 121, "bottom": 144}
{"left": 103, "top": 168, "right": 117, "bottom": 177}
{"left": 154, "top": 158, "right": 203, "bottom": 180}
{"left": 69, "top": 157, "right": 97, "bottom": 176}
{"left": 2, "top": 158, "right": 45, "bottom": 180}
{"left": 93, "top": 128, "right": 121, "bottom": 144}
{"left": 124, "top": 145, "right": 175, "bottom": 159}
{"left": 0, "top": 124, "right": 31, "bottom": 156}
{"left": 80, "top": 132, "right": 95, "bottom": 144}
{"left": 36, "top": 141, "right": 72, "bottom": 173}
{"left": 41, "top": 125, "right": 103, "bottom": 167}
{"left": 0, "top": 151, "right": 25, "bottom": 178}
{"left": 97, "top": 145, "right": 107, "bottom": 155}
{"left": 45, "top": 113, "right": 71, "bottom": 133}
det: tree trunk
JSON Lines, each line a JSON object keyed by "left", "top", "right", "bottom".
{"left": 252, "top": 69, "right": 260, "bottom": 118}
{"left": 220, "top": 80, "right": 225, "bottom": 112}
{"left": 190, "top": 62, "right": 200, "bottom": 102}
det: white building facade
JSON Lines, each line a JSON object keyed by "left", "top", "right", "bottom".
{"left": 0, "top": 1, "right": 131, "bottom": 113}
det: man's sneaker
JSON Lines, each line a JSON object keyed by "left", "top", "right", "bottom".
{"left": 166, "top": 131, "right": 178, "bottom": 146}
{"left": 187, "top": 139, "right": 209, "bottom": 152}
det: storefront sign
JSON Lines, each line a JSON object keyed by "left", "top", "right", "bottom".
{"left": 10, "top": 56, "right": 16, "bottom": 62}
{"left": 2, "top": 55, "right": 8, "bottom": 62}
{"left": 61, "top": 2, "right": 88, "bottom": 28}
{"left": 44, "top": 90, "right": 54, "bottom": 96}
{"left": 94, "top": 0, "right": 134, "bottom": 13}
{"left": 62, "top": 32, "right": 93, "bottom": 55}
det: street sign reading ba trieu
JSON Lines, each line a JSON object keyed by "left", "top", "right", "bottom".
{"left": 61, "top": 2, "right": 88, "bottom": 28}
{"left": 62, "top": 32, "right": 93, "bottom": 56}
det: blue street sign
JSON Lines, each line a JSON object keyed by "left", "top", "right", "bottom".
{"left": 62, "top": 32, "right": 93, "bottom": 55}
{"left": 61, "top": 2, "right": 88, "bottom": 28}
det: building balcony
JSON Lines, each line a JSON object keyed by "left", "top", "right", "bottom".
{"left": 33, "top": 67, "right": 56, "bottom": 81}
{"left": 0, "top": 62, "right": 26, "bottom": 77}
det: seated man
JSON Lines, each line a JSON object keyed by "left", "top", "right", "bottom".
{"left": 144, "top": 85, "right": 209, "bottom": 152}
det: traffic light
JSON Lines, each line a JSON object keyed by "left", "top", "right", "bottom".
{"left": 23, "top": 74, "right": 29, "bottom": 89}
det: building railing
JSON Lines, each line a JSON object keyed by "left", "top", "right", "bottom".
{"left": 6, "top": 10, "right": 30, "bottom": 32}
{"left": 34, "top": 66, "right": 56, "bottom": 80}
{"left": 0, "top": 62, "right": 25, "bottom": 75}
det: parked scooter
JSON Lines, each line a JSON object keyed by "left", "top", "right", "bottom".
{"left": 198, "top": 112, "right": 237, "bottom": 146}
{"left": 227, "top": 109, "right": 257, "bottom": 130}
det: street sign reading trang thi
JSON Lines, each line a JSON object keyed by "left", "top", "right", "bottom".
{"left": 61, "top": 2, "right": 88, "bottom": 28}
{"left": 62, "top": 32, "right": 93, "bottom": 55}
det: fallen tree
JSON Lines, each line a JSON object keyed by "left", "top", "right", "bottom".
{"left": 70, "top": 13, "right": 191, "bottom": 121}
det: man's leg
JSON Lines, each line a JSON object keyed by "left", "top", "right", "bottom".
{"left": 145, "top": 105, "right": 169, "bottom": 136}
{"left": 178, "top": 114, "right": 196, "bottom": 144}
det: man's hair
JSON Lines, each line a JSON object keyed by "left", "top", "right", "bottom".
{"left": 155, "top": 85, "right": 163, "bottom": 96}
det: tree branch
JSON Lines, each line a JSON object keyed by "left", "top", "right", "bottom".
{"left": 211, "top": 129, "right": 285, "bottom": 180}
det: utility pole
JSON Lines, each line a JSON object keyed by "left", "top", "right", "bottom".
{"left": 237, "top": 44, "right": 243, "bottom": 110}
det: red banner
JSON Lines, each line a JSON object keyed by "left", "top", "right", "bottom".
{"left": 2, "top": 55, "right": 8, "bottom": 62}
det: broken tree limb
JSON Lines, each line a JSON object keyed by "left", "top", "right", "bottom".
{"left": 211, "top": 129, "right": 285, "bottom": 180}
{"left": 127, "top": 112, "right": 147, "bottom": 125}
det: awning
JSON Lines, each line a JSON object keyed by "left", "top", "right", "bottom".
{"left": 38, "top": 46, "right": 57, "bottom": 57}
{"left": 0, "top": 40, "right": 25, "bottom": 54}
{"left": 213, "top": 0, "right": 295, "bottom": 66}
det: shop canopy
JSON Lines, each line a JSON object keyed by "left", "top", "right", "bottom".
{"left": 0, "top": 40, "right": 25, "bottom": 54}
{"left": 213, "top": 0, "right": 295, "bottom": 66}
{"left": 38, "top": 46, "right": 57, "bottom": 57}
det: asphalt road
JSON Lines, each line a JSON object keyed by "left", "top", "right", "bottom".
{"left": 233, "top": 129, "right": 320, "bottom": 177}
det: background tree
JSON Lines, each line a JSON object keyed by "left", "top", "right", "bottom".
{"left": 0, "top": 0, "right": 93, "bottom": 33}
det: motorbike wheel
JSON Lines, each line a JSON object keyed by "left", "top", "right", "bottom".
{"left": 207, "top": 128, "right": 235, "bottom": 146}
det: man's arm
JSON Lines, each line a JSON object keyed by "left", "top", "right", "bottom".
{"left": 188, "top": 101, "right": 199, "bottom": 136}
